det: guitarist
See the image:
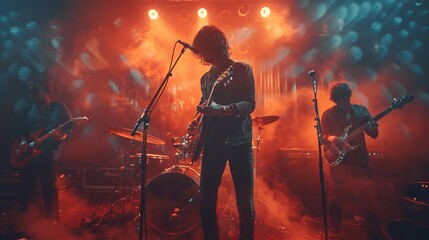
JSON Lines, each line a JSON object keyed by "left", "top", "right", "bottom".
{"left": 187, "top": 25, "right": 256, "bottom": 240}
{"left": 321, "top": 82, "right": 382, "bottom": 239}
{"left": 14, "top": 72, "right": 73, "bottom": 223}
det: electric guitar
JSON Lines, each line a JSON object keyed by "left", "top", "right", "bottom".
{"left": 323, "top": 93, "right": 414, "bottom": 167}
{"left": 10, "top": 116, "right": 89, "bottom": 169}
{"left": 188, "top": 64, "right": 234, "bottom": 163}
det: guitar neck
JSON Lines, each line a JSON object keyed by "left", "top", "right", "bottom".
{"left": 345, "top": 106, "right": 394, "bottom": 142}
{"left": 32, "top": 119, "right": 75, "bottom": 147}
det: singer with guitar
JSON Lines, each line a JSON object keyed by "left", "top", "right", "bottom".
{"left": 13, "top": 72, "right": 73, "bottom": 223}
{"left": 187, "top": 25, "right": 256, "bottom": 240}
{"left": 321, "top": 82, "right": 382, "bottom": 239}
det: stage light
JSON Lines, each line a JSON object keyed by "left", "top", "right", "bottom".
{"left": 198, "top": 8, "right": 207, "bottom": 19}
{"left": 260, "top": 7, "right": 271, "bottom": 18}
{"left": 148, "top": 9, "right": 159, "bottom": 20}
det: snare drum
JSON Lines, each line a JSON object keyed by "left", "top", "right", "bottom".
{"left": 130, "top": 153, "right": 170, "bottom": 181}
{"left": 145, "top": 165, "right": 200, "bottom": 236}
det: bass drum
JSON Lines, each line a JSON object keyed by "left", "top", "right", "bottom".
{"left": 145, "top": 165, "right": 200, "bottom": 236}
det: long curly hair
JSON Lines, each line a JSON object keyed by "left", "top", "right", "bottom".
{"left": 192, "top": 25, "right": 231, "bottom": 65}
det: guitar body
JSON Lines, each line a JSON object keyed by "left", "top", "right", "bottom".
{"left": 9, "top": 116, "right": 89, "bottom": 169}
{"left": 323, "top": 125, "right": 358, "bottom": 167}
{"left": 10, "top": 139, "right": 41, "bottom": 169}
{"left": 323, "top": 93, "right": 414, "bottom": 167}
{"left": 191, "top": 132, "right": 204, "bottom": 162}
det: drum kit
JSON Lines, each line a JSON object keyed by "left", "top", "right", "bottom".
{"left": 90, "top": 115, "right": 280, "bottom": 237}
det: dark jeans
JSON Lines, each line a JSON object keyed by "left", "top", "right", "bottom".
{"left": 17, "top": 157, "right": 59, "bottom": 220}
{"left": 328, "top": 163, "right": 381, "bottom": 238}
{"left": 200, "top": 141, "right": 255, "bottom": 240}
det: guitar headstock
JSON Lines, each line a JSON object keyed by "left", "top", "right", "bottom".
{"left": 72, "top": 116, "right": 90, "bottom": 125}
{"left": 391, "top": 93, "right": 414, "bottom": 109}
{"left": 214, "top": 64, "right": 233, "bottom": 86}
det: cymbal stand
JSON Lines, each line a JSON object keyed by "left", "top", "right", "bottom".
{"left": 253, "top": 124, "right": 288, "bottom": 237}
{"left": 93, "top": 147, "right": 137, "bottom": 229}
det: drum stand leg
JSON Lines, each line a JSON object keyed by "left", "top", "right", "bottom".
{"left": 253, "top": 127, "right": 289, "bottom": 238}
{"left": 92, "top": 151, "right": 138, "bottom": 230}
{"left": 94, "top": 190, "right": 138, "bottom": 229}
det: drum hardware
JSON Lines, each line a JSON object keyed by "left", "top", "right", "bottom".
{"left": 251, "top": 115, "right": 288, "bottom": 237}
{"left": 145, "top": 165, "right": 200, "bottom": 236}
{"left": 129, "top": 153, "right": 170, "bottom": 182}
{"left": 251, "top": 115, "right": 279, "bottom": 176}
{"left": 171, "top": 136, "right": 195, "bottom": 165}
{"left": 85, "top": 151, "right": 137, "bottom": 229}
{"left": 83, "top": 130, "right": 146, "bottom": 230}
{"left": 106, "top": 126, "right": 165, "bottom": 145}
{"left": 252, "top": 115, "right": 280, "bottom": 127}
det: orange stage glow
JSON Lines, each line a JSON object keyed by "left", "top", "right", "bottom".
{"left": 2, "top": 1, "right": 428, "bottom": 239}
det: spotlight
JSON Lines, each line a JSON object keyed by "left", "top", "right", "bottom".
{"left": 148, "top": 9, "right": 159, "bottom": 20}
{"left": 260, "top": 7, "right": 270, "bottom": 18}
{"left": 198, "top": 8, "right": 208, "bottom": 19}
{"left": 238, "top": 5, "right": 250, "bottom": 17}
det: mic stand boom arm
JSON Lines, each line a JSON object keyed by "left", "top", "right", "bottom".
{"left": 130, "top": 44, "right": 188, "bottom": 240}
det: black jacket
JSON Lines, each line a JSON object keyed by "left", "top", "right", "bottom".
{"left": 199, "top": 61, "right": 255, "bottom": 146}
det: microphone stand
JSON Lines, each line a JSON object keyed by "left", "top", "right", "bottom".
{"left": 310, "top": 71, "right": 329, "bottom": 240}
{"left": 130, "top": 43, "right": 189, "bottom": 240}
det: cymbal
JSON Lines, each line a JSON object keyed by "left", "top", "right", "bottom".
{"left": 106, "top": 126, "right": 165, "bottom": 145}
{"left": 252, "top": 115, "right": 280, "bottom": 126}
{"left": 131, "top": 153, "right": 170, "bottom": 160}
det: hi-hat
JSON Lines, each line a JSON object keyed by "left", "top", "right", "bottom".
{"left": 106, "top": 126, "right": 165, "bottom": 145}
{"left": 252, "top": 115, "right": 280, "bottom": 126}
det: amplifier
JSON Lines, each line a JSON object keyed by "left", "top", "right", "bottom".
{"left": 0, "top": 170, "right": 19, "bottom": 199}
{"left": 406, "top": 182, "right": 429, "bottom": 202}
{"left": 277, "top": 148, "right": 316, "bottom": 160}
{"left": 82, "top": 166, "right": 135, "bottom": 190}
{"left": 275, "top": 148, "right": 321, "bottom": 216}
{"left": 402, "top": 197, "right": 429, "bottom": 227}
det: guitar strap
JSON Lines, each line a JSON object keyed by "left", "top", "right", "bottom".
{"left": 346, "top": 105, "right": 356, "bottom": 126}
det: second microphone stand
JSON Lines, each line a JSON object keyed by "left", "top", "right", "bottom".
{"left": 310, "top": 71, "right": 329, "bottom": 240}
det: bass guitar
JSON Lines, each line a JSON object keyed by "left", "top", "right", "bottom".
{"left": 324, "top": 93, "right": 414, "bottom": 167}
{"left": 10, "top": 116, "right": 89, "bottom": 169}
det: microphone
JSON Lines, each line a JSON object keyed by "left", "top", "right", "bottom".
{"left": 178, "top": 40, "right": 199, "bottom": 54}
{"left": 308, "top": 70, "right": 317, "bottom": 76}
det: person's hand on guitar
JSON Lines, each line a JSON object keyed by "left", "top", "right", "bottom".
{"left": 17, "top": 138, "right": 29, "bottom": 156}
{"left": 187, "top": 118, "right": 199, "bottom": 135}
{"left": 197, "top": 101, "right": 231, "bottom": 117}
{"left": 327, "top": 135, "right": 341, "bottom": 144}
